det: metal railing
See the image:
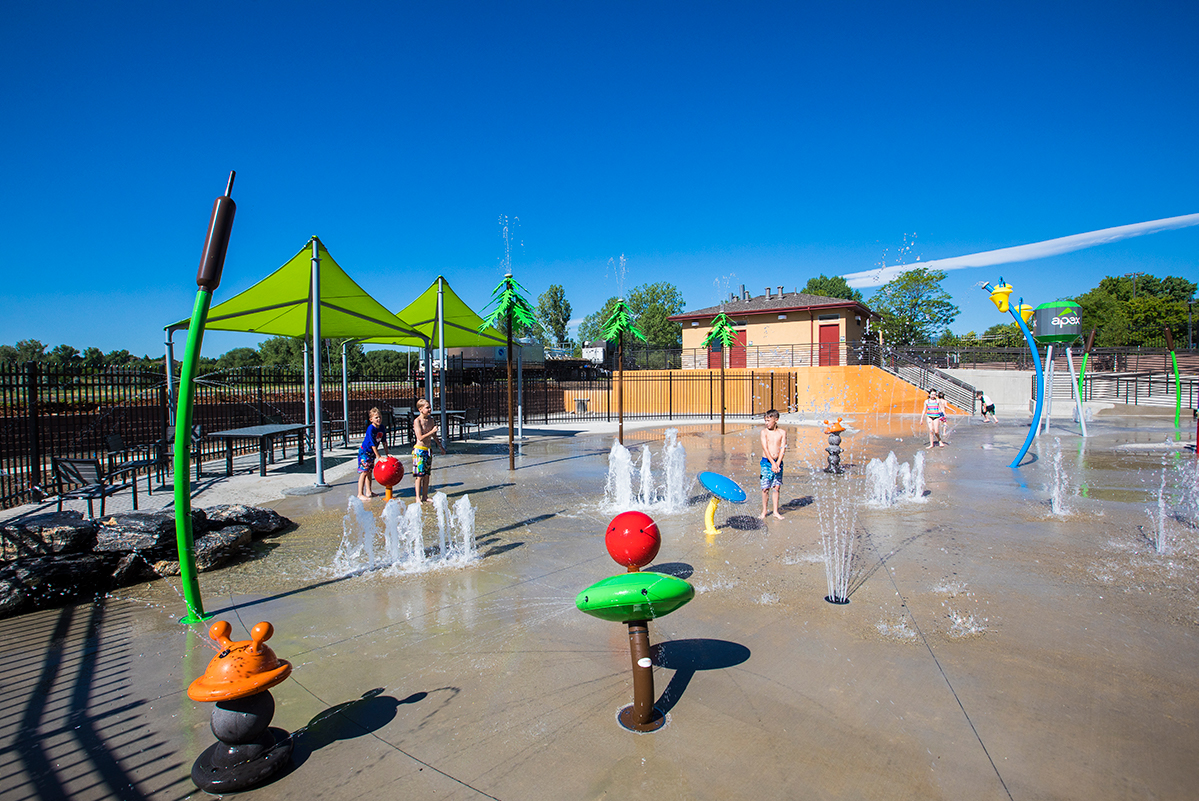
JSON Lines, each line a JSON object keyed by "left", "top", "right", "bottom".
{"left": 854, "top": 342, "right": 977, "bottom": 412}
{"left": 1083, "top": 372, "right": 1198, "bottom": 409}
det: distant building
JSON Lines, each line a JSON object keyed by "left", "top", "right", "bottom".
{"left": 668, "top": 284, "right": 878, "bottom": 368}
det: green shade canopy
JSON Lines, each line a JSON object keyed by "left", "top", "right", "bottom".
{"left": 361, "top": 276, "right": 505, "bottom": 347}
{"left": 167, "top": 237, "right": 423, "bottom": 341}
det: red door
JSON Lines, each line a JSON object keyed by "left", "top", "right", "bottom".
{"left": 707, "top": 344, "right": 722, "bottom": 368}
{"left": 818, "top": 324, "right": 840, "bottom": 366}
{"left": 729, "top": 330, "right": 747, "bottom": 368}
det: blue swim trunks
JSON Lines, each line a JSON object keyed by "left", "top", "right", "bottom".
{"left": 760, "top": 457, "right": 783, "bottom": 490}
{"left": 358, "top": 451, "right": 375, "bottom": 474}
{"left": 412, "top": 445, "right": 432, "bottom": 477}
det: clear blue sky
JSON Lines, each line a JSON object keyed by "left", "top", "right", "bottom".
{"left": 3, "top": 2, "right": 1196, "bottom": 357}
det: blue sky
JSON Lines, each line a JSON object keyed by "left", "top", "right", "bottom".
{"left": 2, "top": 2, "right": 1196, "bottom": 357}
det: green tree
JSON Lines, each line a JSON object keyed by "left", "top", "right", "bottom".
{"left": 16, "top": 340, "right": 47, "bottom": 362}
{"left": 49, "top": 344, "right": 81, "bottom": 364}
{"left": 1075, "top": 273, "right": 1194, "bottom": 346}
{"left": 627, "top": 282, "right": 686, "bottom": 348}
{"left": 869, "top": 267, "right": 959, "bottom": 346}
{"left": 983, "top": 322, "right": 1024, "bottom": 347}
{"left": 104, "top": 349, "right": 134, "bottom": 367}
{"left": 362, "top": 348, "right": 416, "bottom": 373}
{"left": 802, "top": 274, "right": 863, "bottom": 303}
{"left": 577, "top": 297, "right": 621, "bottom": 346}
{"left": 216, "top": 347, "right": 262, "bottom": 370}
{"left": 0, "top": 345, "right": 18, "bottom": 362}
{"left": 81, "top": 347, "right": 105, "bottom": 369}
{"left": 537, "top": 284, "right": 573, "bottom": 348}
{"left": 258, "top": 336, "right": 306, "bottom": 368}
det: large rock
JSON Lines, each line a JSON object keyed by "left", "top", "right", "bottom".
{"left": 152, "top": 525, "right": 253, "bottom": 575}
{"left": 0, "top": 553, "right": 121, "bottom": 617}
{"left": 94, "top": 510, "right": 207, "bottom": 554}
{"left": 0, "top": 578, "right": 26, "bottom": 616}
{"left": 1, "top": 511, "right": 96, "bottom": 558}
{"left": 204, "top": 505, "right": 290, "bottom": 535}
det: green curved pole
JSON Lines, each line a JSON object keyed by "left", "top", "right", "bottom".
{"left": 1171, "top": 349, "right": 1181, "bottom": 429}
{"left": 174, "top": 289, "right": 211, "bottom": 624}
{"left": 174, "top": 172, "right": 236, "bottom": 625}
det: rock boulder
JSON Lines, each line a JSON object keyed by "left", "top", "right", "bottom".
{"left": 1, "top": 511, "right": 97, "bottom": 558}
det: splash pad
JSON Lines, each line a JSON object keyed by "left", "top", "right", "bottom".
{"left": 335, "top": 493, "right": 477, "bottom": 575}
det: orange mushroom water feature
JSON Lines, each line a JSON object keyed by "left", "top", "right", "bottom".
{"left": 822, "top": 418, "right": 847, "bottom": 473}
{"left": 188, "top": 620, "right": 294, "bottom": 792}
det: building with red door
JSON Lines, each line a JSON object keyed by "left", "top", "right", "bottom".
{"left": 668, "top": 285, "right": 879, "bottom": 369}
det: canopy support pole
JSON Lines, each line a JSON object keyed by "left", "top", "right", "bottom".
{"left": 164, "top": 330, "right": 177, "bottom": 426}
{"left": 341, "top": 340, "right": 353, "bottom": 448}
{"left": 303, "top": 340, "right": 311, "bottom": 429}
{"left": 424, "top": 342, "right": 433, "bottom": 406}
{"left": 438, "top": 277, "right": 447, "bottom": 441}
{"left": 311, "top": 238, "right": 326, "bottom": 486}
{"left": 517, "top": 344, "right": 524, "bottom": 447}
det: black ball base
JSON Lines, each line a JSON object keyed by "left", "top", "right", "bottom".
{"left": 191, "top": 727, "right": 292, "bottom": 792}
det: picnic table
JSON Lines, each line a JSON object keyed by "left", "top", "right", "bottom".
{"left": 205, "top": 423, "right": 312, "bottom": 477}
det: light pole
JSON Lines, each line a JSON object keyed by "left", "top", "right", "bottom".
{"left": 1124, "top": 272, "right": 1144, "bottom": 300}
{"left": 1189, "top": 296, "right": 1194, "bottom": 350}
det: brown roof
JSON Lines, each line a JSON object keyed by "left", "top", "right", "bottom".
{"left": 669, "top": 291, "right": 876, "bottom": 322}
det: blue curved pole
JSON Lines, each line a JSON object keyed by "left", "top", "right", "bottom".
{"left": 1008, "top": 300, "right": 1044, "bottom": 468}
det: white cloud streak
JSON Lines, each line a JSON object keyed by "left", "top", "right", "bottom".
{"left": 842, "top": 213, "right": 1199, "bottom": 288}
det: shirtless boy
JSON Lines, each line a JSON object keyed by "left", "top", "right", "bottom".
{"left": 412, "top": 399, "right": 446, "bottom": 503}
{"left": 759, "top": 409, "right": 787, "bottom": 520}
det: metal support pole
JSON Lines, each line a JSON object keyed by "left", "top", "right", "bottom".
{"left": 438, "top": 277, "right": 447, "bottom": 441}
{"left": 1065, "top": 346, "right": 1087, "bottom": 437}
{"left": 1039, "top": 345, "right": 1054, "bottom": 436}
{"left": 302, "top": 340, "right": 311, "bottom": 428}
{"left": 311, "top": 238, "right": 326, "bottom": 486}
{"left": 164, "top": 331, "right": 178, "bottom": 426}
{"left": 618, "top": 620, "right": 664, "bottom": 732}
{"left": 341, "top": 340, "right": 352, "bottom": 447}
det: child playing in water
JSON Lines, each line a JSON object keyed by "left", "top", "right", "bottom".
{"left": 412, "top": 398, "right": 446, "bottom": 503}
{"left": 976, "top": 389, "right": 998, "bottom": 423}
{"left": 357, "top": 407, "right": 387, "bottom": 500}
{"left": 759, "top": 409, "right": 786, "bottom": 520}
{"left": 924, "top": 390, "right": 945, "bottom": 448}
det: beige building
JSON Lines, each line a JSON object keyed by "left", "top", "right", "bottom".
{"left": 669, "top": 285, "right": 878, "bottom": 369}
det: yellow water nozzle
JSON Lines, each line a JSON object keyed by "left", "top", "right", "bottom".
{"left": 703, "top": 496, "right": 722, "bottom": 537}
{"left": 1018, "top": 303, "right": 1034, "bottom": 324}
{"left": 989, "top": 283, "right": 1013, "bottom": 313}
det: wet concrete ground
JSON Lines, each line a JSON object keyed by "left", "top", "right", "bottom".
{"left": 2, "top": 413, "right": 1197, "bottom": 800}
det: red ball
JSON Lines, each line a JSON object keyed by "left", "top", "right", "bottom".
{"left": 605, "top": 511, "right": 661, "bottom": 569}
{"left": 373, "top": 456, "right": 404, "bottom": 487}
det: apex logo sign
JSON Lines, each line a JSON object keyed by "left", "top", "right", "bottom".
{"left": 1052, "top": 315, "right": 1081, "bottom": 327}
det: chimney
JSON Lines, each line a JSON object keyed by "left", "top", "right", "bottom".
{"left": 778, "top": 285, "right": 784, "bottom": 297}
{"left": 740, "top": 284, "right": 748, "bottom": 301}
{"left": 765, "top": 287, "right": 772, "bottom": 299}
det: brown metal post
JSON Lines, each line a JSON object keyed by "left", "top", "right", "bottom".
{"left": 617, "top": 334, "right": 624, "bottom": 445}
{"left": 720, "top": 355, "right": 726, "bottom": 435}
{"left": 618, "top": 620, "right": 664, "bottom": 732}
{"left": 507, "top": 309, "right": 515, "bottom": 471}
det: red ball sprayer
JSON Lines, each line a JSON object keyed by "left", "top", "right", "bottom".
{"left": 373, "top": 456, "right": 404, "bottom": 501}
{"left": 605, "top": 510, "right": 661, "bottom": 572}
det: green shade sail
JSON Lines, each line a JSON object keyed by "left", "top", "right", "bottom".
{"left": 168, "top": 238, "right": 422, "bottom": 341}
{"left": 365, "top": 276, "right": 506, "bottom": 347}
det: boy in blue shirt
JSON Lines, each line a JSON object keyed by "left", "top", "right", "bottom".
{"left": 357, "top": 407, "right": 387, "bottom": 500}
